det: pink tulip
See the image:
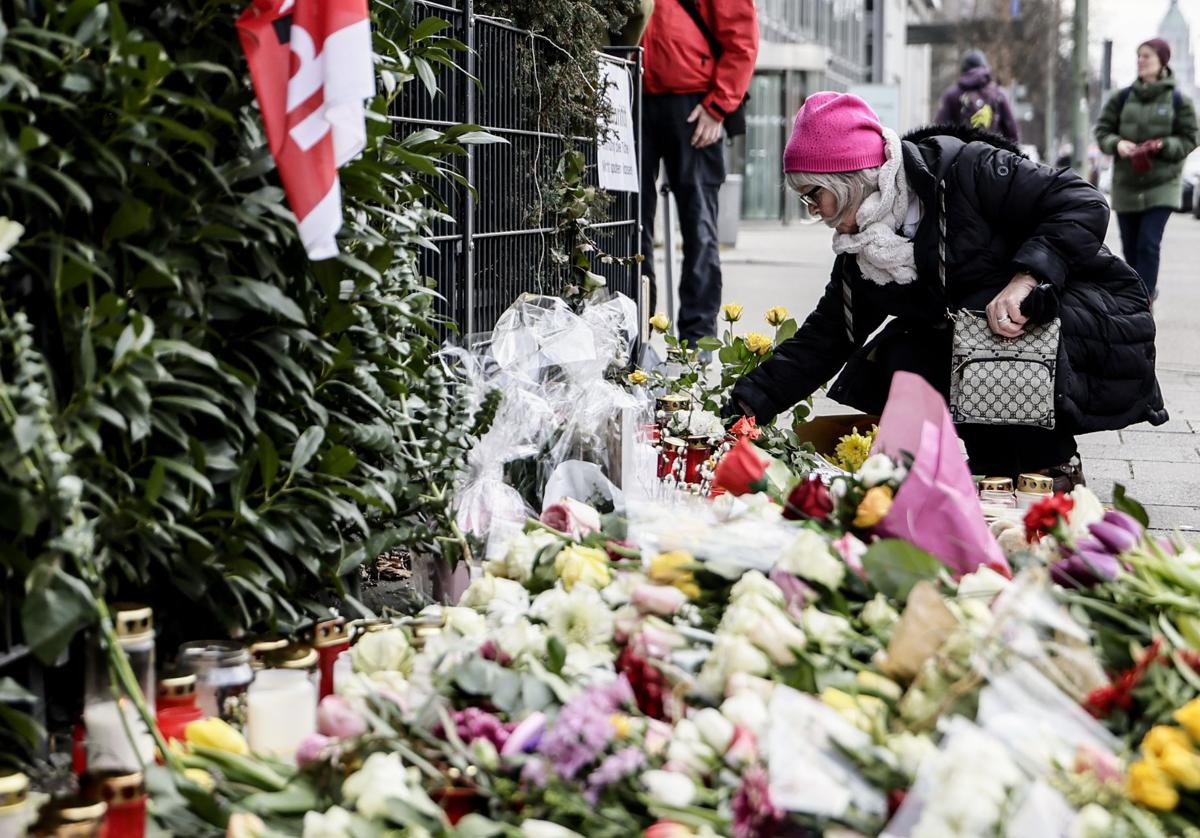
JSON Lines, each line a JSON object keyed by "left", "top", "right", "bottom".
{"left": 644, "top": 822, "right": 694, "bottom": 838}
{"left": 500, "top": 711, "right": 546, "bottom": 758}
{"left": 725, "top": 724, "right": 759, "bottom": 768}
{"left": 540, "top": 498, "right": 601, "bottom": 538}
{"left": 632, "top": 584, "right": 688, "bottom": 616}
{"left": 1074, "top": 743, "right": 1122, "bottom": 784}
{"left": 295, "top": 732, "right": 336, "bottom": 767}
{"left": 317, "top": 695, "right": 367, "bottom": 740}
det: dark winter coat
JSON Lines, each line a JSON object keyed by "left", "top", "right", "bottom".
{"left": 731, "top": 125, "right": 1168, "bottom": 435}
{"left": 935, "top": 67, "right": 1021, "bottom": 143}
{"left": 1095, "top": 72, "right": 1199, "bottom": 213}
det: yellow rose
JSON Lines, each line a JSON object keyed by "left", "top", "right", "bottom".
{"left": 820, "top": 687, "right": 886, "bottom": 733}
{"left": 183, "top": 768, "right": 216, "bottom": 792}
{"left": 185, "top": 717, "right": 249, "bottom": 755}
{"left": 555, "top": 545, "right": 611, "bottom": 591}
{"left": 853, "top": 485, "right": 894, "bottom": 529}
{"left": 765, "top": 306, "right": 789, "bottom": 326}
{"left": 649, "top": 551, "right": 701, "bottom": 599}
{"left": 649, "top": 313, "right": 671, "bottom": 333}
{"left": 627, "top": 369, "right": 649, "bottom": 386}
{"left": 1144, "top": 725, "right": 1192, "bottom": 760}
{"left": 722, "top": 303, "right": 744, "bottom": 323}
{"left": 1174, "top": 698, "right": 1200, "bottom": 741}
{"left": 1159, "top": 741, "right": 1200, "bottom": 790}
{"left": 1127, "top": 760, "right": 1180, "bottom": 811}
{"left": 744, "top": 332, "right": 772, "bottom": 356}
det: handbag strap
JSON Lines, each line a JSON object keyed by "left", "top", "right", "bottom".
{"left": 677, "top": 0, "right": 723, "bottom": 60}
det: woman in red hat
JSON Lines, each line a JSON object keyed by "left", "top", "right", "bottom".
{"left": 723, "top": 92, "right": 1168, "bottom": 491}
{"left": 1095, "top": 37, "right": 1199, "bottom": 303}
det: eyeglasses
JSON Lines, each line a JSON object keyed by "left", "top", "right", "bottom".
{"left": 797, "top": 185, "right": 823, "bottom": 213}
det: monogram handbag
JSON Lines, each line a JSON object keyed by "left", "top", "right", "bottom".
{"left": 936, "top": 185, "right": 1062, "bottom": 429}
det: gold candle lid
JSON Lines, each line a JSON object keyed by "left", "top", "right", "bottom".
{"left": 312, "top": 617, "right": 349, "bottom": 649}
{"left": 158, "top": 673, "right": 197, "bottom": 698}
{"left": 980, "top": 476, "right": 1015, "bottom": 493}
{"left": 350, "top": 619, "right": 395, "bottom": 644}
{"left": 0, "top": 771, "right": 28, "bottom": 809}
{"left": 661, "top": 435, "right": 687, "bottom": 451}
{"left": 656, "top": 393, "right": 690, "bottom": 412}
{"left": 264, "top": 643, "right": 319, "bottom": 671}
{"left": 112, "top": 604, "right": 154, "bottom": 641}
{"left": 248, "top": 637, "right": 289, "bottom": 668}
{"left": 84, "top": 771, "right": 146, "bottom": 804}
{"left": 1017, "top": 473, "right": 1055, "bottom": 494}
{"left": 34, "top": 796, "right": 108, "bottom": 835}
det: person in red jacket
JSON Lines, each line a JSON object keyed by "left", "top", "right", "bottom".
{"left": 639, "top": 0, "right": 758, "bottom": 345}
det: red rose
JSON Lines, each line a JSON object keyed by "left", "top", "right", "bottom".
{"left": 730, "top": 416, "right": 762, "bottom": 440}
{"left": 712, "top": 440, "right": 769, "bottom": 497}
{"left": 1023, "top": 493, "right": 1074, "bottom": 542}
{"left": 782, "top": 477, "right": 833, "bottom": 521}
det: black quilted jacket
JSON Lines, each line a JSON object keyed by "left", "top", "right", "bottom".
{"left": 731, "top": 125, "right": 1168, "bottom": 434}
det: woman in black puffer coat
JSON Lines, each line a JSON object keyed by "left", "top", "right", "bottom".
{"left": 725, "top": 92, "right": 1166, "bottom": 487}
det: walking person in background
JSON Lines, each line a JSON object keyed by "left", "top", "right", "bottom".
{"left": 935, "top": 50, "right": 1021, "bottom": 143}
{"left": 1095, "top": 38, "right": 1198, "bottom": 305}
{"left": 639, "top": 0, "right": 758, "bottom": 346}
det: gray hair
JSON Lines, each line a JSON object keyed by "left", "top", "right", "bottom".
{"left": 787, "top": 168, "right": 881, "bottom": 228}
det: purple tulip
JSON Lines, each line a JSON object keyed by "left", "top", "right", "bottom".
{"left": 1088, "top": 520, "right": 1138, "bottom": 555}
{"left": 1102, "top": 509, "right": 1144, "bottom": 538}
{"left": 500, "top": 711, "right": 546, "bottom": 758}
{"left": 1050, "top": 547, "right": 1121, "bottom": 588}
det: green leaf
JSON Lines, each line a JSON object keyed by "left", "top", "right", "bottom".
{"left": 1112, "top": 484, "right": 1150, "bottom": 529}
{"left": 289, "top": 426, "right": 324, "bottom": 477}
{"left": 695, "top": 337, "right": 722, "bottom": 351}
{"left": 861, "top": 539, "right": 943, "bottom": 602}
{"left": 22, "top": 564, "right": 97, "bottom": 664}
{"left": 113, "top": 314, "right": 155, "bottom": 365}
{"left": 257, "top": 433, "right": 280, "bottom": 493}
{"left": 453, "top": 815, "right": 506, "bottom": 838}
{"left": 144, "top": 460, "right": 166, "bottom": 504}
{"left": 0, "top": 678, "right": 36, "bottom": 705}
{"left": 545, "top": 635, "right": 567, "bottom": 675}
{"left": 775, "top": 318, "right": 799, "bottom": 343}
{"left": 154, "top": 456, "right": 215, "bottom": 498}
{"left": 106, "top": 196, "right": 153, "bottom": 241}
{"left": 453, "top": 131, "right": 507, "bottom": 145}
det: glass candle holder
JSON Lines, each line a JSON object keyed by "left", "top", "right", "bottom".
{"left": 31, "top": 797, "right": 107, "bottom": 838}
{"left": 0, "top": 771, "right": 30, "bottom": 838}
{"left": 247, "top": 637, "right": 288, "bottom": 671}
{"left": 156, "top": 674, "right": 197, "bottom": 711}
{"left": 177, "top": 641, "right": 254, "bottom": 729}
{"left": 83, "top": 772, "right": 145, "bottom": 838}
{"left": 84, "top": 605, "right": 156, "bottom": 774}
{"left": 245, "top": 670, "right": 316, "bottom": 760}
{"left": 263, "top": 643, "right": 320, "bottom": 695}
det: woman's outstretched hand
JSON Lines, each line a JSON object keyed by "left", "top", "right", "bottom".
{"left": 986, "top": 273, "right": 1038, "bottom": 338}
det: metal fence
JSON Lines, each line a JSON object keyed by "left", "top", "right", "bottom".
{"left": 395, "top": 0, "right": 643, "bottom": 336}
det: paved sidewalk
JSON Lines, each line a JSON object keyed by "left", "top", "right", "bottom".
{"left": 651, "top": 209, "right": 1200, "bottom": 534}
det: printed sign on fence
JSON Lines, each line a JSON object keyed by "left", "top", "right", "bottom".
{"left": 597, "top": 61, "right": 639, "bottom": 193}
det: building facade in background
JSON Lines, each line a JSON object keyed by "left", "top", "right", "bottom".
{"left": 1159, "top": 0, "right": 1195, "bottom": 105}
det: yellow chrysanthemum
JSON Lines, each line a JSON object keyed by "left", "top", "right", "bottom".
{"left": 649, "top": 313, "right": 671, "bottom": 333}
{"left": 834, "top": 426, "right": 877, "bottom": 472}
{"left": 722, "top": 303, "right": 744, "bottom": 323}
{"left": 744, "top": 332, "right": 772, "bottom": 356}
{"left": 765, "top": 306, "right": 789, "bottom": 326}
{"left": 610, "top": 714, "right": 633, "bottom": 738}
{"left": 1127, "top": 760, "right": 1180, "bottom": 811}
{"left": 627, "top": 369, "right": 649, "bottom": 386}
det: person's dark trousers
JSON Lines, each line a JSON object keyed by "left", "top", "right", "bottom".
{"left": 957, "top": 423, "right": 1078, "bottom": 478}
{"left": 640, "top": 92, "right": 726, "bottom": 345}
{"left": 1116, "top": 206, "right": 1173, "bottom": 300}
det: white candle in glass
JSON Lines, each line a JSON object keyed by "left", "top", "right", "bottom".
{"left": 84, "top": 699, "right": 155, "bottom": 772}
{"left": 245, "top": 670, "right": 316, "bottom": 760}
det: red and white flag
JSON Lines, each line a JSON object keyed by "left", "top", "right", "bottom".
{"left": 237, "top": 0, "right": 375, "bottom": 260}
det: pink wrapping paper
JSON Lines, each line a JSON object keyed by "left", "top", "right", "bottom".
{"left": 871, "top": 372, "right": 1011, "bottom": 577}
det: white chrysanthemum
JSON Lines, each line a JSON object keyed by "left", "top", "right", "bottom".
{"left": 531, "top": 585, "right": 615, "bottom": 648}
{"left": 777, "top": 529, "right": 845, "bottom": 589}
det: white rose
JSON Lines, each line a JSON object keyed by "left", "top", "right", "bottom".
{"left": 692, "top": 707, "right": 735, "bottom": 754}
{"left": 1068, "top": 803, "right": 1114, "bottom": 838}
{"left": 495, "top": 619, "right": 547, "bottom": 661}
{"left": 858, "top": 453, "right": 896, "bottom": 487}
{"left": 668, "top": 724, "right": 716, "bottom": 774}
{"left": 443, "top": 606, "right": 487, "bottom": 637}
{"left": 351, "top": 629, "right": 413, "bottom": 676}
{"left": 488, "top": 529, "right": 560, "bottom": 583}
{"left": 729, "top": 570, "right": 785, "bottom": 605}
{"left": 860, "top": 594, "right": 900, "bottom": 636}
{"left": 601, "top": 570, "right": 644, "bottom": 608}
{"left": 342, "top": 752, "right": 439, "bottom": 821}
{"left": 0, "top": 218, "right": 24, "bottom": 261}
{"left": 777, "top": 530, "right": 845, "bottom": 590}
{"left": 521, "top": 820, "right": 585, "bottom": 838}
{"left": 563, "top": 643, "right": 617, "bottom": 680}
{"left": 886, "top": 732, "right": 938, "bottom": 780}
{"left": 302, "top": 806, "right": 353, "bottom": 838}
{"left": 720, "top": 690, "right": 769, "bottom": 739}
{"left": 1177, "top": 546, "right": 1200, "bottom": 567}
{"left": 956, "top": 566, "right": 1011, "bottom": 602}
{"left": 801, "top": 607, "right": 853, "bottom": 648}
{"left": 723, "top": 602, "right": 805, "bottom": 666}
{"left": 458, "top": 574, "right": 531, "bottom": 616}
{"left": 696, "top": 635, "right": 771, "bottom": 700}
{"left": 1068, "top": 486, "right": 1105, "bottom": 539}
{"left": 641, "top": 769, "right": 697, "bottom": 808}
{"left": 685, "top": 409, "right": 725, "bottom": 439}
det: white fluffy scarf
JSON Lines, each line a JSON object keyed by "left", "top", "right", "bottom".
{"left": 831, "top": 128, "right": 918, "bottom": 286}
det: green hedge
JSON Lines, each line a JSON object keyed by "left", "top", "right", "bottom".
{"left": 0, "top": 0, "right": 484, "bottom": 661}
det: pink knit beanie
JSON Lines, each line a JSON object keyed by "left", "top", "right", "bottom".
{"left": 783, "top": 92, "right": 886, "bottom": 174}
